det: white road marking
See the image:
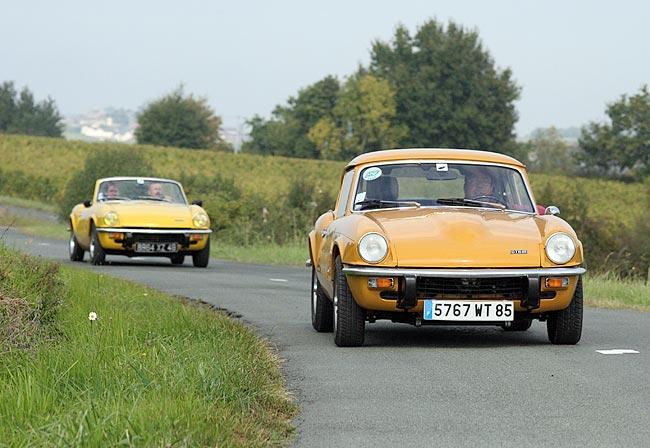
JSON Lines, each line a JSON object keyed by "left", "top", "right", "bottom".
{"left": 596, "top": 349, "right": 640, "bottom": 355}
{"left": 270, "top": 278, "right": 288, "bottom": 282}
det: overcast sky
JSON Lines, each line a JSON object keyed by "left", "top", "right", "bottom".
{"left": 2, "top": 0, "right": 649, "bottom": 137}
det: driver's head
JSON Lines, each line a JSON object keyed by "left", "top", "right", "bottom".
{"left": 148, "top": 182, "right": 163, "bottom": 197}
{"left": 464, "top": 168, "right": 493, "bottom": 198}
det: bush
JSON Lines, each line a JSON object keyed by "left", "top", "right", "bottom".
{"left": 180, "top": 175, "right": 335, "bottom": 247}
{"left": 0, "top": 167, "right": 58, "bottom": 202}
{"left": 212, "top": 177, "right": 336, "bottom": 246}
{"left": 536, "top": 180, "right": 650, "bottom": 279}
{"left": 57, "top": 148, "right": 153, "bottom": 220}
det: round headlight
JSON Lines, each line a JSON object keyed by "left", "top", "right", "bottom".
{"left": 545, "top": 232, "right": 576, "bottom": 264}
{"left": 103, "top": 211, "right": 118, "bottom": 227}
{"left": 192, "top": 212, "right": 209, "bottom": 228}
{"left": 358, "top": 232, "right": 388, "bottom": 263}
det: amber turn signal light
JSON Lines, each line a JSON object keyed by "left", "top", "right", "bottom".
{"left": 368, "top": 277, "right": 395, "bottom": 289}
{"left": 545, "top": 277, "right": 569, "bottom": 289}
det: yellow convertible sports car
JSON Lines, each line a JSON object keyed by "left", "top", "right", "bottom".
{"left": 69, "top": 177, "right": 212, "bottom": 267}
{"left": 308, "top": 148, "right": 585, "bottom": 347}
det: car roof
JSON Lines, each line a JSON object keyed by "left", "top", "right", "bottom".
{"left": 345, "top": 148, "right": 525, "bottom": 170}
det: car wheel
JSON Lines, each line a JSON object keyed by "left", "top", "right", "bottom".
{"left": 192, "top": 238, "right": 210, "bottom": 268}
{"left": 69, "top": 232, "right": 85, "bottom": 262}
{"left": 547, "top": 276, "right": 583, "bottom": 345}
{"left": 333, "top": 256, "right": 365, "bottom": 347}
{"left": 311, "top": 266, "right": 333, "bottom": 332}
{"left": 89, "top": 224, "right": 106, "bottom": 265}
{"left": 170, "top": 255, "right": 185, "bottom": 265}
{"left": 502, "top": 319, "right": 532, "bottom": 332}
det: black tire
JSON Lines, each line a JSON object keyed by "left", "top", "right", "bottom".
{"left": 333, "top": 256, "right": 365, "bottom": 347}
{"left": 69, "top": 232, "right": 85, "bottom": 262}
{"left": 89, "top": 224, "right": 106, "bottom": 265}
{"left": 547, "top": 276, "right": 583, "bottom": 345}
{"left": 502, "top": 319, "right": 533, "bottom": 332}
{"left": 170, "top": 255, "right": 185, "bottom": 265}
{"left": 311, "top": 266, "right": 333, "bottom": 332}
{"left": 192, "top": 238, "right": 210, "bottom": 268}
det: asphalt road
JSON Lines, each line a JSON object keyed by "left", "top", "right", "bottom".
{"left": 3, "top": 228, "right": 650, "bottom": 447}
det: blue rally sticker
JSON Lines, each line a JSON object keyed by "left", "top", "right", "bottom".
{"left": 363, "top": 167, "right": 383, "bottom": 181}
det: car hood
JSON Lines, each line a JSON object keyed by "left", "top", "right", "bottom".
{"left": 366, "top": 208, "right": 544, "bottom": 268}
{"left": 106, "top": 202, "right": 197, "bottom": 228}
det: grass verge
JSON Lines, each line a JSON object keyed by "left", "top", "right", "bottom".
{"left": 584, "top": 273, "right": 650, "bottom": 311}
{"left": 0, "top": 246, "right": 298, "bottom": 447}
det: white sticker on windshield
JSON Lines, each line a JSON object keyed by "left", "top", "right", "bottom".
{"left": 436, "top": 163, "right": 448, "bottom": 171}
{"left": 355, "top": 192, "right": 367, "bottom": 203}
{"left": 363, "top": 167, "right": 383, "bottom": 181}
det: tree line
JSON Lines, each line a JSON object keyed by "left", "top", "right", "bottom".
{"left": 3, "top": 18, "right": 650, "bottom": 181}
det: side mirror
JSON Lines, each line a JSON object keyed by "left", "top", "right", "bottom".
{"left": 545, "top": 205, "right": 560, "bottom": 216}
{"left": 83, "top": 200, "right": 92, "bottom": 207}
{"left": 191, "top": 200, "right": 203, "bottom": 207}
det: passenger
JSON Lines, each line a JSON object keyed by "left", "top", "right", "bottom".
{"left": 105, "top": 182, "right": 120, "bottom": 199}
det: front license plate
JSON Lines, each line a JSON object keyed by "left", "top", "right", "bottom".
{"left": 135, "top": 242, "right": 178, "bottom": 253}
{"left": 423, "top": 300, "right": 514, "bottom": 321}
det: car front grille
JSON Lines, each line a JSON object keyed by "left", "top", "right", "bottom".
{"left": 130, "top": 233, "right": 187, "bottom": 244}
{"left": 416, "top": 276, "right": 528, "bottom": 300}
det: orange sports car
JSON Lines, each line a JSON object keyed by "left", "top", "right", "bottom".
{"left": 308, "top": 148, "right": 585, "bottom": 347}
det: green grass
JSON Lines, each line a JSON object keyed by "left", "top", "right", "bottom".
{"left": 584, "top": 273, "right": 650, "bottom": 311}
{"left": 0, "top": 248, "right": 298, "bottom": 447}
{"left": 214, "top": 240, "right": 308, "bottom": 266}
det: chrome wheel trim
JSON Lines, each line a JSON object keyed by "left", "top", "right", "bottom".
{"left": 89, "top": 236, "right": 96, "bottom": 259}
{"left": 311, "top": 270, "right": 318, "bottom": 321}
{"left": 69, "top": 234, "right": 75, "bottom": 256}
{"left": 333, "top": 288, "right": 339, "bottom": 334}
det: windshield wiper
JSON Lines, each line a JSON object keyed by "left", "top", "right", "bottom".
{"left": 356, "top": 199, "right": 421, "bottom": 210}
{"left": 436, "top": 198, "right": 505, "bottom": 210}
{"left": 99, "top": 196, "right": 130, "bottom": 202}
{"left": 135, "top": 196, "right": 167, "bottom": 201}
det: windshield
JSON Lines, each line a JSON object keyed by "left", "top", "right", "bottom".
{"left": 97, "top": 179, "right": 187, "bottom": 204}
{"left": 353, "top": 162, "right": 534, "bottom": 212}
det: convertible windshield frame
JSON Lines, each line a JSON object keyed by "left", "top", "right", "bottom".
{"left": 96, "top": 177, "right": 189, "bottom": 205}
{"left": 349, "top": 160, "right": 536, "bottom": 214}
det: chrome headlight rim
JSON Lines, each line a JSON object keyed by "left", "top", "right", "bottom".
{"left": 192, "top": 212, "right": 209, "bottom": 228}
{"left": 545, "top": 232, "right": 577, "bottom": 265}
{"left": 358, "top": 232, "right": 389, "bottom": 264}
{"left": 103, "top": 211, "right": 119, "bottom": 227}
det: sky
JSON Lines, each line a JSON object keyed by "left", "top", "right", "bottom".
{"left": 2, "top": 0, "right": 649, "bottom": 137}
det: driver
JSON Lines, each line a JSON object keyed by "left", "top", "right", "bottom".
{"left": 464, "top": 168, "right": 494, "bottom": 199}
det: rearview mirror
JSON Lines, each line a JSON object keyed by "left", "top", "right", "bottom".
{"left": 426, "top": 170, "right": 458, "bottom": 181}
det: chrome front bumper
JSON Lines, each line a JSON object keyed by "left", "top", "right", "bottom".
{"left": 342, "top": 266, "right": 586, "bottom": 310}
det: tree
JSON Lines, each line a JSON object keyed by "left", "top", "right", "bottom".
{"left": 0, "top": 81, "right": 64, "bottom": 137}
{"left": 577, "top": 85, "right": 650, "bottom": 179}
{"left": 525, "top": 127, "right": 575, "bottom": 174}
{"left": 136, "top": 86, "right": 228, "bottom": 150}
{"left": 308, "top": 74, "right": 407, "bottom": 160}
{"left": 241, "top": 76, "right": 340, "bottom": 158}
{"left": 369, "top": 19, "right": 520, "bottom": 150}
